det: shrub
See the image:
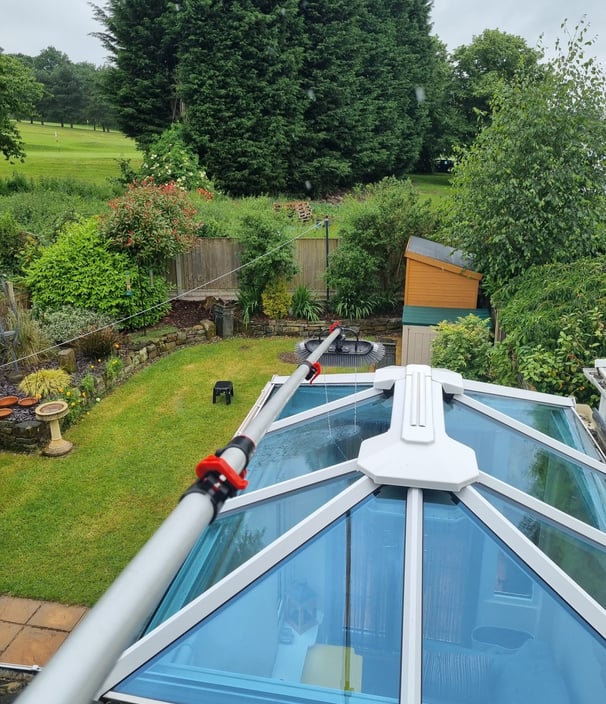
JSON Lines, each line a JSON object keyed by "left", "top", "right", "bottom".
{"left": 290, "top": 286, "right": 323, "bottom": 322}
{"left": 327, "top": 177, "right": 441, "bottom": 304}
{"left": 261, "top": 279, "right": 290, "bottom": 320}
{"left": 491, "top": 257, "right": 606, "bottom": 403}
{"left": 511, "top": 308, "right": 604, "bottom": 404}
{"left": 326, "top": 244, "right": 381, "bottom": 318}
{"left": 0, "top": 212, "right": 23, "bottom": 276}
{"left": 76, "top": 326, "right": 122, "bottom": 360}
{"left": 140, "top": 124, "right": 215, "bottom": 192}
{"left": 237, "top": 209, "right": 298, "bottom": 313}
{"left": 19, "top": 368, "right": 71, "bottom": 399}
{"left": 431, "top": 314, "right": 494, "bottom": 382}
{"left": 24, "top": 218, "right": 170, "bottom": 329}
{"left": 38, "top": 307, "right": 117, "bottom": 345}
{"left": 100, "top": 179, "right": 202, "bottom": 270}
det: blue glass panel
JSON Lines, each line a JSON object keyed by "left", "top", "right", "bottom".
{"left": 145, "top": 476, "right": 357, "bottom": 632}
{"left": 465, "top": 391, "right": 601, "bottom": 458}
{"left": 246, "top": 394, "right": 392, "bottom": 491}
{"left": 477, "top": 486, "right": 606, "bottom": 609}
{"left": 444, "top": 401, "right": 606, "bottom": 529}
{"left": 422, "top": 495, "right": 606, "bottom": 704}
{"left": 275, "top": 383, "right": 372, "bottom": 419}
{"left": 116, "top": 487, "right": 406, "bottom": 704}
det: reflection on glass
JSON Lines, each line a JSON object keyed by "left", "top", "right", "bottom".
{"left": 246, "top": 394, "right": 392, "bottom": 491}
{"left": 478, "top": 486, "right": 606, "bottom": 609}
{"left": 465, "top": 392, "right": 602, "bottom": 458}
{"left": 145, "top": 476, "right": 356, "bottom": 632}
{"left": 275, "top": 384, "right": 372, "bottom": 419}
{"left": 444, "top": 401, "right": 606, "bottom": 529}
{"left": 422, "top": 496, "right": 606, "bottom": 704}
{"left": 116, "top": 487, "right": 406, "bottom": 704}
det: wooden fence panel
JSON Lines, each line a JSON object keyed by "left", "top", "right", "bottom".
{"left": 169, "top": 238, "right": 339, "bottom": 300}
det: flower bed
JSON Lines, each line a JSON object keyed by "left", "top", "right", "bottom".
{"left": 0, "top": 321, "right": 217, "bottom": 454}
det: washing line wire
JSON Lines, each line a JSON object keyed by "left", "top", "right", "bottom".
{"left": 0, "top": 219, "right": 326, "bottom": 372}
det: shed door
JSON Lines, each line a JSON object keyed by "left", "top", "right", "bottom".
{"left": 401, "top": 325, "right": 436, "bottom": 365}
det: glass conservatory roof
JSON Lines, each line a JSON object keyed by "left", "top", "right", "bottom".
{"left": 100, "top": 365, "right": 606, "bottom": 704}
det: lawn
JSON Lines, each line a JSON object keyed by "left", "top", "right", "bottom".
{"left": 0, "top": 337, "right": 300, "bottom": 606}
{"left": 0, "top": 121, "right": 141, "bottom": 184}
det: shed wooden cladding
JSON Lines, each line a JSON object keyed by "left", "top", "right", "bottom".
{"left": 404, "top": 237, "right": 482, "bottom": 309}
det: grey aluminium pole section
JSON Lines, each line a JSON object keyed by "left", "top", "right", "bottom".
{"left": 17, "top": 326, "right": 343, "bottom": 704}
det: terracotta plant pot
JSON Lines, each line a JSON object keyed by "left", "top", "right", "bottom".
{"left": 0, "top": 396, "right": 18, "bottom": 407}
{"left": 0, "top": 408, "right": 13, "bottom": 418}
{"left": 18, "top": 397, "right": 39, "bottom": 408}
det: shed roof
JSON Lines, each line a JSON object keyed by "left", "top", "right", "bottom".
{"left": 405, "top": 236, "right": 478, "bottom": 274}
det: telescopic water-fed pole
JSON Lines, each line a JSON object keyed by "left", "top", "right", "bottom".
{"left": 16, "top": 324, "right": 383, "bottom": 704}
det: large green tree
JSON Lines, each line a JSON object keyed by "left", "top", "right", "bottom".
{"left": 0, "top": 52, "right": 43, "bottom": 160}
{"left": 178, "top": 0, "right": 304, "bottom": 196}
{"left": 446, "top": 22, "right": 606, "bottom": 295}
{"left": 94, "top": 0, "right": 437, "bottom": 194}
{"left": 449, "top": 29, "right": 543, "bottom": 146}
{"left": 91, "top": 0, "right": 181, "bottom": 147}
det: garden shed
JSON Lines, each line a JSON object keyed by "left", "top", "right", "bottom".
{"left": 61, "top": 365, "right": 605, "bottom": 704}
{"left": 402, "top": 237, "right": 487, "bottom": 365}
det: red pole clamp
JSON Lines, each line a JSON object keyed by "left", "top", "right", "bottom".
{"left": 306, "top": 361, "right": 321, "bottom": 383}
{"left": 195, "top": 454, "right": 249, "bottom": 491}
{"left": 329, "top": 321, "right": 341, "bottom": 333}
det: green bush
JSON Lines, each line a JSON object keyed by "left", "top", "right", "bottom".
{"left": 24, "top": 218, "right": 170, "bottom": 329}
{"left": 38, "top": 307, "right": 117, "bottom": 345}
{"left": 326, "top": 177, "right": 441, "bottom": 307}
{"left": 512, "top": 309, "right": 604, "bottom": 404}
{"left": 0, "top": 212, "right": 24, "bottom": 276}
{"left": 237, "top": 209, "right": 298, "bottom": 312}
{"left": 431, "top": 314, "right": 494, "bottom": 381}
{"left": 491, "top": 257, "right": 606, "bottom": 403}
{"left": 290, "top": 285, "right": 323, "bottom": 322}
{"left": 261, "top": 279, "right": 290, "bottom": 320}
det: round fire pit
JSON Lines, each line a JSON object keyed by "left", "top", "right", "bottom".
{"left": 35, "top": 400, "right": 73, "bottom": 456}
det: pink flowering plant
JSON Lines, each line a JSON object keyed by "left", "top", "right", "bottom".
{"left": 100, "top": 179, "right": 202, "bottom": 269}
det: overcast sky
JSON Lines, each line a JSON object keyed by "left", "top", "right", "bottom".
{"left": 1, "top": 0, "right": 605, "bottom": 69}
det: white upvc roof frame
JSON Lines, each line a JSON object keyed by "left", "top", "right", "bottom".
{"left": 459, "top": 486, "right": 606, "bottom": 640}
{"left": 462, "top": 377, "right": 577, "bottom": 406}
{"left": 100, "top": 366, "right": 606, "bottom": 704}
{"left": 478, "top": 472, "right": 606, "bottom": 549}
{"left": 456, "top": 395, "right": 606, "bottom": 475}
{"left": 100, "top": 476, "right": 378, "bottom": 695}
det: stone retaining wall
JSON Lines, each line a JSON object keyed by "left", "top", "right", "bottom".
{"left": 0, "top": 322, "right": 216, "bottom": 454}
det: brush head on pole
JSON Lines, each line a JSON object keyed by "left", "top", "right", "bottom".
{"left": 295, "top": 331, "right": 385, "bottom": 367}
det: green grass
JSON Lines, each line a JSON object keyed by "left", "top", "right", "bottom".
{"left": 0, "top": 122, "right": 142, "bottom": 184}
{"left": 0, "top": 337, "right": 318, "bottom": 606}
{"left": 408, "top": 173, "right": 453, "bottom": 200}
